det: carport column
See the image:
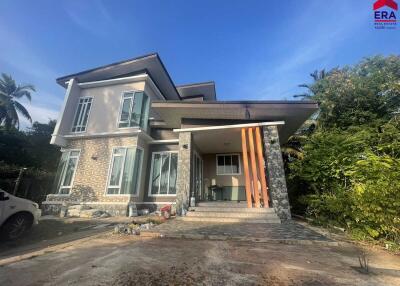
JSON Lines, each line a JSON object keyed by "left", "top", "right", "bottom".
{"left": 262, "top": 126, "right": 291, "bottom": 220}
{"left": 175, "top": 132, "right": 192, "bottom": 216}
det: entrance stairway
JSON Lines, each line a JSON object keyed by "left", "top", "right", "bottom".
{"left": 184, "top": 201, "right": 281, "bottom": 224}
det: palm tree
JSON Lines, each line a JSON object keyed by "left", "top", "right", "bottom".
{"left": 294, "top": 69, "right": 328, "bottom": 100}
{"left": 283, "top": 70, "right": 328, "bottom": 162}
{"left": 0, "top": 73, "right": 34, "bottom": 129}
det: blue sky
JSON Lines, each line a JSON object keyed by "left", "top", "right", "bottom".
{"left": 0, "top": 0, "right": 399, "bottom": 127}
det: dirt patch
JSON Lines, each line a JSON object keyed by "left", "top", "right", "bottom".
{"left": 1, "top": 231, "right": 400, "bottom": 285}
{"left": 110, "top": 263, "right": 207, "bottom": 286}
{"left": 0, "top": 215, "right": 170, "bottom": 256}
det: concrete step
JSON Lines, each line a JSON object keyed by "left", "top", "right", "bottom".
{"left": 196, "top": 202, "right": 253, "bottom": 208}
{"left": 181, "top": 217, "right": 281, "bottom": 224}
{"left": 189, "top": 207, "right": 275, "bottom": 213}
{"left": 186, "top": 211, "right": 279, "bottom": 219}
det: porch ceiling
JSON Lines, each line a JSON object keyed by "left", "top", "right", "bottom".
{"left": 152, "top": 101, "right": 318, "bottom": 143}
{"left": 193, "top": 128, "right": 243, "bottom": 154}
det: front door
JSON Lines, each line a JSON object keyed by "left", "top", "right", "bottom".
{"left": 192, "top": 152, "right": 203, "bottom": 203}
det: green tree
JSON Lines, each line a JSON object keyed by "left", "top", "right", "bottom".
{"left": 282, "top": 70, "right": 330, "bottom": 161}
{"left": 294, "top": 69, "right": 330, "bottom": 99}
{"left": 289, "top": 123, "right": 400, "bottom": 240}
{"left": 298, "top": 56, "right": 400, "bottom": 129}
{"left": 26, "top": 120, "right": 59, "bottom": 171}
{"left": 286, "top": 55, "right": 400, "bottom": 242}
{"left": 0, "top": 120, "right": 59, "bottom": 171}
{"left": 0, "top": 73, "right": 35, "bottom": 129}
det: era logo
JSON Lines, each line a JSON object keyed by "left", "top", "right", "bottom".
{"left": 373, "top": 0, "right": 398, "bottom": 28}
{"left": 375, "top": 10, "right": 397, "bottom": 19}
{"left": 373, "top": 0, "right": 398, "bottom": 10}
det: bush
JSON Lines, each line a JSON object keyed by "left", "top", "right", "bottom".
{"left": 287, "top": 56, "right": 400, "bottom": 244}
{"left": 288, "top": 123, "right": 400, "bottom": 242}
{"left": 346, "top": 154, "right": 400, "bottom": 241}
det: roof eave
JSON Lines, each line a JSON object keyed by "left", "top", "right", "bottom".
{"left": 55, "top": 53, "right": 183, "bottom": 100}
{"left": 152, "top": 100, "right": 318, "bottom": 107}
{"left": 56, "top": 53, "right": 158, "bottom": 87}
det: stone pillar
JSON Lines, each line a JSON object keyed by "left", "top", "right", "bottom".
{"left": 263, "top": 126, "right": 291, "bottom": 220}
{"left": 175, "top": 132, "right": 192, "bottom": 215}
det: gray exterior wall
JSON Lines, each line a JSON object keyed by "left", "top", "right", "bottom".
{"left": 150, "top": 128, "right": 179, "bottom": 140}
{"left": 175, "top": 132, "right": 192, "bottom": 215}
{"left": 263, "top": 125, "right": 291, "bottom": 220}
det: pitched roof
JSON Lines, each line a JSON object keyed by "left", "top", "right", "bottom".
{"left": 56, "top": 53, "right": 182, "bottom": 100}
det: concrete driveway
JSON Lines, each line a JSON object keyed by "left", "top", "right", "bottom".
{"left": 1, "top": 224, "right": 399, "bottom": 286}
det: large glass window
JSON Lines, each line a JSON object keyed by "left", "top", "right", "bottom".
{"left": 149, "top": 152, "right": 178, "bottom": 195}
{"left": 72, "top": 97, "right": 92, "bottom": 132}
{"left": 216, "top": 154, "right": 241, "bottom": 175}
{"left": 53, "top": 150, "right": 80, "bottom": 194}
{"left": 118, "top": 92, "right": 149, "bottom": 130}
{"left": 107, "top": 147, "right": 143, "bottom": 195}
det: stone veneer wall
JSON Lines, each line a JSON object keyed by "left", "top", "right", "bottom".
{"left": 175, "top": 132, "right": 192, "bottom": 215}
{"left": 263, "top": 126, "right": 291, "bottom": 220}
{"left": 43, "top": 136, "right": 139, "bottom": 216}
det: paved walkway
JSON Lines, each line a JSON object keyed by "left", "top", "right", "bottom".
{"left": 143, "top": 219, "right": 337, "bottom": 245}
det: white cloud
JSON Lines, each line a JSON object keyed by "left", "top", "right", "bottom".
{"left": 276, "top": 2, "right": 369, "bottom": 74}
{"left": 0, "top": 26, "right": 58, "bottom": 81}
{"left": 64, "top": 0, "right": 114, "bottom": 37}
{"left": 19, "top": 103, "right": 59, "bottom": 130}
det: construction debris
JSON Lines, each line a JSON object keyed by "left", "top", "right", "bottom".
{"left": 113, "top": 222, "right": 155, "bottom": 235}
{"left": 65, "top": 205, "right": 110, "bottom": 218}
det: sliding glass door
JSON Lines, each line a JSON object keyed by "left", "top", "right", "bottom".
{"left": 192, "top": 152, "right": 203, "bottom": 202}
{"left": 149, "top": 151, "right": 178, "bottom": 196}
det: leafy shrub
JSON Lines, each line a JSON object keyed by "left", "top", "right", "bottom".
{"left": 287, "top": 55, "right": 400, "bottom": 244}
{"left": 346, "top": 153, "right": 400, "bottom": 241}
{"left": 289, "top": 123, "right": 400, "bottom": 242}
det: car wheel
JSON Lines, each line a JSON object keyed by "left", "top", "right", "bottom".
{"left": 0, "top": 213, "right": 33, "bottom": 240}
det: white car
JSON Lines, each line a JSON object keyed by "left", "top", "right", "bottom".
{"left": 0, "top": 189, "right": 41, "bottom": 240}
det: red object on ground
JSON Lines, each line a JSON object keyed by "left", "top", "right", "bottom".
{"left": 160, "top": 205, "right": 172, "bottom": 219}
{"left": 160, "top": 205, "right": 171, "bottom": 212}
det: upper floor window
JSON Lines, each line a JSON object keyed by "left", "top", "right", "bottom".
{"left": 107, "top": 147, "right": 143, "bottom": 195}
{"left": 118, "top": 91, "right": 149, "bottom": 130}
{"left": 216, "top": 154, "right": 241, "bottom": 175}
{"left": 53, "top": 150, "right": 80, "bottom": 195}
{"left": 72, "top": 97, "right": 92, "bottom": 133}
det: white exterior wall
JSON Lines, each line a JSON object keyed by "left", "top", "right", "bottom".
{"left": 51, "top": 79, "right": 81, "bottom": 146}
{"left": 80, "top": 81, "right": 146, "bottom": 135}
{"left": 51, "top": 75, "right": 165, "bottom": 146}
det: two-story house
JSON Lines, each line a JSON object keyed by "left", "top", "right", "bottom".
{"left": 42, "top": 53, "right": 317, "bottom": 221}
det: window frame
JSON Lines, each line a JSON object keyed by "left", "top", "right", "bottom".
{"left": 148, "top": 151, "right": 179, "bottom": 197}
{"left": 57, "top": 149, "right": 81, "bottom": 195}
{"left": 105, "top": 146, "right": 144, "bottom": 196}
{"left": 117, "top": 90, "right": 148, "bottom": 130}
{"left": 71, "top": 96, "right": 93, "bottom": 133}
{"left": 216, "top": 154, "right": 242, "bottom": 175}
